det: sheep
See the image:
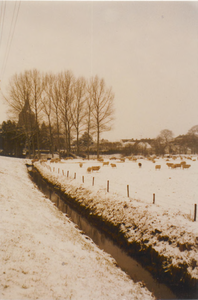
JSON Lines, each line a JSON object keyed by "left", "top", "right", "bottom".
{"left": 182, "top": 164, "right": 191, "bottom": 169}
{"left": 110, "top": 163, "right": 116, "bottom": 168}
{"left": 174, "top": 163, "right": 182, "bottom": 168}
{"left": 155, "top": 165, "right": 161, "bottom": 170}
{"left": 91, "top": 166, "right": 101, "bottom": 171}
{"left": 138, "top": 163, "right": 142, "bottom": 168}
{"left": 79, "top": 163, "right": 83, "bottom": 168}
{"left": 110, "top": 157, "right": 117, "bottom": 160}
{"left": 97, "top": 158, "right": 104, "bottom": 162}
{"left": 50, "top": 158, "right": 60, "bottom": 163}
{"left": 119, "top": 158, "right": 125, "bottom": 162}
{"left": 87, "top": 167, "right": 92, "bottom": 173}
{"left": 103, "top": 161, "right": 109, "bottom": 166}
{"left": 171, "top": 163, "right": 181, "bottom": 169}
{"left": 166, "top": 163, "right": 174, "bottom": 168}
{"left": 32, "top": 159, "right": 39, "bottom": 164}
{"left": 40, "top": 159, "right": 47, "bottom": 163}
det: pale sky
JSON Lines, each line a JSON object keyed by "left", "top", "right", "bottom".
{"left": 0, "top": 1, "right": 198, "bottom": 141}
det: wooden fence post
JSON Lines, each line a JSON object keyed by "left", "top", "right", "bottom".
{"left": 62, "top": 170, "right": 64, "bottom": 175}
{"left": 74, "top": 173, "right": 76, "bottom": 179}
{"left": 82, "top": 176, "right": 84, "bottom": 183}
{"left": 92, "top": 177, "right": 94, "bottom": 186}
{"left": 194, "top": 204, "right": 197, "bottom": 221}
{"left": 127, "top": 185, "right": 129, "bottom": 197}
{"left": 153, "top": 193, "right": 155, "bottom": 204}
{"left": 107, "top": 180, "right": 109, "bottom": 192}
{"left": 67, "top": 171, "right": 69, "bottom": 178}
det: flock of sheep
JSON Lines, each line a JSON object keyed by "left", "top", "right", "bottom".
{"left": 33, "top": 154, "right": 195, "bottom": 173}
{"left": 76, "top": 155, "right": 194, "bottom": 173}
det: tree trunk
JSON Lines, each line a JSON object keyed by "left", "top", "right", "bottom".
{"left": 97, "top": 126, "right": 100, "bottom": 159}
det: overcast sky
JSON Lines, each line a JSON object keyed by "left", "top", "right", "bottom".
{"left": 0, "top": 1, "right": 198, "bottom": 141}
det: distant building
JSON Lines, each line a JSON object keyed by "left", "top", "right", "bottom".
{"left": 18, "top": 99, "right": 36, "bottom": 132}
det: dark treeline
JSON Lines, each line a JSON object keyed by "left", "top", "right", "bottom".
{"left": 1, "top": 120, "right": 198, "bottom": 159}
{"left": 121, "top": 128, "right": 198, "bottom": 157}
{"left": 1, "top": 70, "right": 198, "bottom": 158}
{"left": 1, "top": 69, "right": 114, "bottom": 158}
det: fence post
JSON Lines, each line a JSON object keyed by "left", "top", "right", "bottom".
{"left": 53, "top": 167, "right": 55, "bottom": 172}
{"left": 92, "top": 177, "right": 94, "bottom": 186}
{"left": 194, "top": 204, "right": 197, "bottom": 221}
{"left": 58, "top": 168, "right": 60, "bottom": 174}
{"left": 82, "top": 176, "right": 84, "bottom": 183}
{"left": 62, "top": 170, "right": 64, "bottom": 175}
{"left": 153, "top": 193, "right": 155, "bottom": 204}
{"left": 107, "top": 180, "right": 109, "bottom": 192}
{"left": 74, "top": 173, "right": 76, "bottom": 179}
{"left": 127, "top": 185, "right": 129, "bottom": 197}
{"left": 67, "top": 171, "right": 69, "bottom": 178}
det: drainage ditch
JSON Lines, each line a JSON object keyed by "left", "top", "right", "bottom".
{"left": 28, "top": 166, "right": 195, "bottom": 299}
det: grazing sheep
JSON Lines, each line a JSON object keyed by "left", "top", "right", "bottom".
{"left": 110, "top": 163, "right": 116, "bottom": 168}
{"left": 32, "top": 159, "right": 39, "bottom": 163}
{"left": 171, "top": 163, "right": 181, "bottom": 169}
{"left": 91, "top": 166, "right": 101, "bottom": 171}
{"left": 40, "top": 159, "right": 47, "bottom": 163}
{"left": 103, "top": 161, "right": 109, "bottom": 166}
{"left": 50, "top": 158, "right": 61, "bottom": 163}
{"left": 79, "top": 163, "right": 83, "bottom": 168}
{"left": 50, "top": 159, "right": 55, "bottom": 163}
{"left": 110, "top": 157, "right": 117, "bottom": 160}
{"left": 120, "top": 158, "right": 125, "bottom": 162}
{"left": 182, "top": 164, "right": 191, "bottom": 169}
{"left": 174, "top": 163, "right": 181, "bottom": 168}
{"left": 97, "top": 158, "right": 104, "bottom": 162}
{"left": 138, "top": 163, "right": 142, "bottom": 168}
{"left": 87, "top": 167, "right": 92, "bottom": 173}
{"left": 166, "top": 163, "right": 174, "bottom": 168}
{"left": 155, "top": 165, "right": 161, "bottom": 170}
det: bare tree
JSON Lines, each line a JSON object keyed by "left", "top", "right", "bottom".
{"left": 84, "top": 92, "right": 94, "bottom": 159}
{"left": 59, "top": 71, "right": 74, "bottom": 156}
{"left": 156, "top": 129, "right": 174, "bottom": 154}
{"left": 51, "top": 74, "right": 62, "bottom": 158}
{"left": 71, "top": 76, "right": 87, "bottom": 155}
{"left": 29, "top": 69, "right": 44, "bottom": 158}
{"left": 188, "top": 125, "right": 198, "bottom": 136}
{"left": 5, "top": 71, "right": 35, "bottom": 157}
{"left": 88, "top": 76, "right": 114, "bottom": 158}
{"left": 42, "top": 73, "right": 56, "bottom": 157}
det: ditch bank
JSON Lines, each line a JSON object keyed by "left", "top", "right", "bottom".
{"left": 32, "top": 162, "right": 198, "bottom": 299}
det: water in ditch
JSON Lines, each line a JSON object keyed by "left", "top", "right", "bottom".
{"left": 29, "top": 167, "right": 185, "bottom": 299}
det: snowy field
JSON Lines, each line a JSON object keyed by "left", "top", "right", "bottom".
{"left": 34, "top": 154, "right": 198, "bottom": 292}
{"left": 0, "top": 156, "right": 154, "bottom": 300}
{"left": 44, "top": 155, "right": 198, "bottom": 222}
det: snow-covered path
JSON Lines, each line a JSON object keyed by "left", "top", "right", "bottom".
{"left": 0, "top": 156, "right": 154, "bottom": 300}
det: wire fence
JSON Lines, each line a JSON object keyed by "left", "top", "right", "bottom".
{"left": 42, "top": 157, "right": 198, "bottom": 222}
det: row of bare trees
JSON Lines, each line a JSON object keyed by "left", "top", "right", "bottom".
{"left": 5, "top": 69, "right": 114, "bottom": 158}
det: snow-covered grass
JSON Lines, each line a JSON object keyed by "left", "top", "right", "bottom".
{"left": 46, "top": 155, "right": 198, "bottom": 222}
{"left": 0, "top": 156, "right": 154, "bottom": 300}
{"left": 34, "top": 154, "right": 198, "bottom": 290}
